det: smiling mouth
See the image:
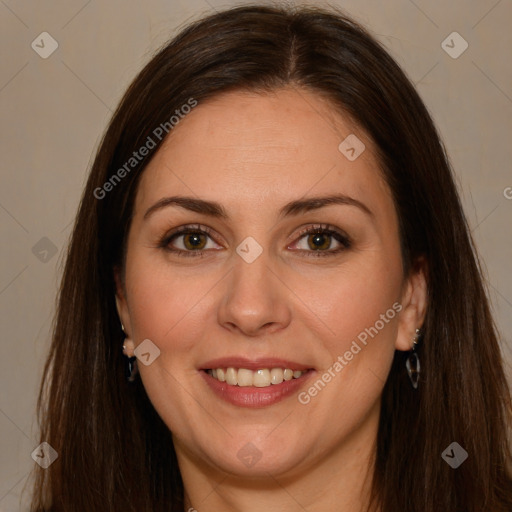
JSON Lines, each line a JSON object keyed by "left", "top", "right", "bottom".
{"left": 205, "top": 367, "right": 311, "bottom": 387}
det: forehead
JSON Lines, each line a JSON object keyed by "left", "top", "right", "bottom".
{"left": 134, "top": 87, "right": 392, "bottom": 219}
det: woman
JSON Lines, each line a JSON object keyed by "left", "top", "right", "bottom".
{"left": 29, "top": 4, "right": 512, "bottom": 511}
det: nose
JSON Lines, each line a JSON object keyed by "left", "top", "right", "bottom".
{"left": 217, "top": 247, "right": 292, "bottom": 337}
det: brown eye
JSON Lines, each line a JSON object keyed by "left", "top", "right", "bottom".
{"left": 306, "top": 232, "right": 332, "bottom": 251}
{"left": 291, "top": 225, "right": 351, "bottom": 258}
{"left": 160, "top": 224, "right": 350, "bottom": 259}
{"left": 159, "top": 224, "right": 220, "bottom": 258}
{"left": 180, "top": 232, "right": 208, "bottom": 251}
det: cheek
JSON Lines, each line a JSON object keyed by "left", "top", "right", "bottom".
{"left": 124, "top": 249, "right": 210, "bottom": 348}
{"left": 123, "top": 254, "right": 214, "bottom": 432}
{"left": 304, "top": 254, "right": 403, "bottom": 407}
{"left": 308, "top": 254, "right": 402, "bottom": 349}
{"left": 295, "top": 261, "right": 402, "bottom": 426}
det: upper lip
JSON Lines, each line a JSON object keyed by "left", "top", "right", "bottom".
{"left": 200, "top": 357, "right": 314, "bottom": 372}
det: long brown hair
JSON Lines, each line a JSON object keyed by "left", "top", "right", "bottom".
{"left": 29, "top": 4, "right": 512, "bottom": 511}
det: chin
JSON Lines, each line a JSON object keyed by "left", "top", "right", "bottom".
{"left": 192, "top": 431, "right": 315, "bottom": 479}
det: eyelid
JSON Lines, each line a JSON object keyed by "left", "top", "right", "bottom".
{"left": 159, "top": 223, "right": 351, "bottom": 257}
{"left": 291, "top": 223, "right": 350, "bottom": 244}
{"left": 287, "top": 223, "right": 351, "bottom": 256}
{"left": 159, "top": 223, "right": 223, "bottom": 252}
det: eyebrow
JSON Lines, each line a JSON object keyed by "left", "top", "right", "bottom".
{"left": 143, "top": 193, "right": 374, "bottom": 221}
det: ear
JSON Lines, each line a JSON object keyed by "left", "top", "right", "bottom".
{"left": 114, "top": 265, "right": 133, "bottom": 346}
{"left": 395, "top": 256, "right": 428, "bottom": 351}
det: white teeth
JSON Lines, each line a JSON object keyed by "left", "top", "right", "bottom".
{"left": 237, "top": 368, "right": 253, "bottom": 387}
{"left": 270, "top": 368, "right": 284, "bottom": 385}
{"left": 253, "top": 369, "right": 271, "bottom": 387}
{"left": 207, "top": 367, "right": 306, "bottom": 387}
{"left": 225, "top": 367, "right": 238, "bottom": 385}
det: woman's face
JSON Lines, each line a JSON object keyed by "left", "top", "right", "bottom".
{"left": 116, "top": 87, "right": 425, "bottom": 479}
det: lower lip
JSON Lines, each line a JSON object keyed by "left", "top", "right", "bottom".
{"left": 200, "top": 370, "right": 315, "bottom": 408}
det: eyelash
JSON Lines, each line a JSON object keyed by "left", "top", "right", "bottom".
{"left": 158, "top": 223, "right": 351, "bottom": 259}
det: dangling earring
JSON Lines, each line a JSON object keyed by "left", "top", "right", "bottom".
{"left": 405, "top": 328, "right": 422, "bottom": 389}
{"left": 120, "top": 323, "right": 138, "bottom": 383}
{"left": 123, "top": 346, "right": 138, "bottom": 382}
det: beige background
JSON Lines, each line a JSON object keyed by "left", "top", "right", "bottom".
{"left": 1, "top": 0, "right": 511, "bottom": 509}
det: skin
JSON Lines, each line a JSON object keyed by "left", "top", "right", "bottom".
{"left": 116, "top": 86, "right": 427, "bottom": 512}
